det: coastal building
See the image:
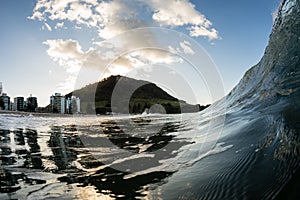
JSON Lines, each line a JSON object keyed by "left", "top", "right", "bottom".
{"left": 0, "top": 93, "right": 10, "bottom": 110}
{"left": 24, "top": 101, "right": 27, "bottom": 111}
{"left": 27, "top": 95, "right": 38, "bottom": 112}
{"left": 74, "top": 96, "right": 81, "bottom": 113}
{"left": 14, "top": 97, "right": 24, "bottom": 111}
{"left": 50, "top": 93, "right": 65, "bottom": 113}
{"left": 66, "top": 96, "right": 81, "bottom": 114}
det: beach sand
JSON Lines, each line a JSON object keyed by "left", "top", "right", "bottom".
{"left": 0, "top": 110, "right": 73, "bottom": 117}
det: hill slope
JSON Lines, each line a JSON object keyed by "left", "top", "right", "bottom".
{"left": 69, "top": 75, "right": 209, "bottom": 114}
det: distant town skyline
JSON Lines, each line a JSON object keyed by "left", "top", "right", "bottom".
{"left": 0, "top": 86, "right": 81, "bottom": 114}
{"left": 0, "top": 0, "right": 281, "bottom": 106}
{"left": 0, "top": 90, "right": 38, "bottom": 112}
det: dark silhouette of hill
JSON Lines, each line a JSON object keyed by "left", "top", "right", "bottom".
{"left": 68, "top": 75, "right": 209, "bottom": 114}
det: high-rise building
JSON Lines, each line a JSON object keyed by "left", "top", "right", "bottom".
{"left": 50, "top": 93, "right": 65, "bottom": 113}
{"left": 27, "top": 95, "right": 38, "bottom": 112}
{"left": 10, "top": 102, "right": 14, "bottom": 111}
{"left": 0, "top": 82, "right": 2, "bottom": 95}
{"left": 14, "top": 97, "right": 24, "bottom": 111}
{"left": 66, "top": 97, "right": 71, "bottom": 114}
{"left": 0, "top": 93, "right": 10, "bottom": 110}
{"left": 66, "top": 96, "right": 80, "bottom": 114}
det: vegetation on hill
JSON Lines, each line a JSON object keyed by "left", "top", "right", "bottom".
{"left": 68, "top": 75, "right": 210, "bottom": 114}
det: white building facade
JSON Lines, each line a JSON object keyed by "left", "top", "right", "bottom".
{"left": 66, "top": 96, "right": 80, "bottom": 114}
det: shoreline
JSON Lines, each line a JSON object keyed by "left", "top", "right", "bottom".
{"left": 0, "top": 110, "right": 73, "bottom": 117}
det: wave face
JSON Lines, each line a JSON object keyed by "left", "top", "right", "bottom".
{"left": 0, "top": 1, "right": 300, "bottom": 199}
{"left": 227, "top": 0, "right": 300, "bottom": 110}
{"left": 161, "top": 0, "right": 300, "bottom": 199}
{"left": 159, "top": 0, "right": 300, "bottom": 198}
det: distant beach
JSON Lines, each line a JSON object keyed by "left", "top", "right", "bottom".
{"left": 0, "top": 110, "right": 72, "bottom": 117}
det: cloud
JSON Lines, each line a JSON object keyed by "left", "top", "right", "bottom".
{"left": 43, "top": 39, "right": 97, "bottom": 91}
{"left": 128, "top": 49, "right": 183, "bottom": 65}
{"left": 168, "top": 40, "right": 195, "bottom": 55}
{"left": 146, "top": 0, "right": 219, "bottom": 40}
{"left": 149, "top": 0, "right": 208, "bottom": 26}
{"left": 180, "top": 41, "right": 195, "bottom": 55}
{"left": 94, "top": 0, "right": 140, "bottom": 39}
{"left": 43, "top": 39, "right": 134, "bottom": 72}
{"left": 29, "top": 0, "right": 94, "bottom": 27}
{"left": 31, "top": 0, "right": 220, "bottom": 91}
{"left": 55, "top": 22, "right": 64, "bottom": 29}
{"left": 30, "top": 0, "right": 219, "bottom": 40}
{"left": 43, "top": 39, "right": 83, "bottom": 92}
{"left": 57, "top": 75, "right": 77, "bottom": 93}
{"left": 44, "top": 38, "right": 183, "bottom": 73}
{"left": 42, "top": 22, "right": 52, "bottom": 31}
{"left": 29, "top": 0, "right": 144, "bottom": 40}
{"left": 45, "top": 22, "right": 52, "bottom": 31}
{"left": 44, "top": 39, "right": 83, "bottom": 62}
{"left": 189, "top": 26, "right": 219, "bottom": 41}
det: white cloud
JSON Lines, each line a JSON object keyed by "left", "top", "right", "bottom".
{"left": 189, "top": 26, "right": 219, "bottom": 41}
{"left": 55, "top": 22, "right": 64, "bottom": 29}
{"left": 44, "top": 22, "right": 52, "bottom": 31}
{"left": 44, "top": 39, "right": 83, "bottom": 61}
{"left": 129, "top": 49, "right": 183, "bottom": 65}
{"left": 29, "top": 0, "right": 143, "bottom": 40}
{"left": 168, "top": 45, "right": 181, "bottom": 54}
{"left": 84, "top": 0, "right": 98, "bottom": 6}
{"left": 57, "top": 75, "right": 77, "bottom": 94}
{"left": 149, "top": 0, "right": 207, "bottom": 26}
{"left": 44, "top": 38, "right": 183, "bottom": 74}
{"left": 180, "top": 41, "right": 195, "bottom": 55}
{"left": 29, "top": 0, "right": 93, "bottom": 26}
{"left": 168, "top": 40, "right": 195, "bottom": 56}
{"left": 30, "top": 0, "right": 219, "bottom": 40}
{"left": 93, "top": 0, "right": 145, "bottom": 39}
{"left": 146, "top": 0, "right": 219, "bottom": 40}
{"left": 43, "top": 39, "right": 135, "bottom": 72}
{"left": 66, "top": 2, "right": 93, "bottom": 22}
{"left": 31, "top": 0, "right": 220, "bottom": 90}
{"left": 43, "top": 39, "right": 93, "bottom": 91}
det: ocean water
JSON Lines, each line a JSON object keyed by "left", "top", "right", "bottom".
{"left": 0, "top": 112, "right": 233, "bottom": 199}
{"left": 0, "top": 104, "right": 298, "bottom": 200}
{"left": 1, "top": 0, "right": 300, "bottom": 199}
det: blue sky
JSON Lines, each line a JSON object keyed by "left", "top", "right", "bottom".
{"left": 0, "top": 0, "right": 281, "bottom": 106}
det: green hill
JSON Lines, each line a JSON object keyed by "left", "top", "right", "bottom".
{"left": 68, "top": 75, "right": 209, "bottom": 114}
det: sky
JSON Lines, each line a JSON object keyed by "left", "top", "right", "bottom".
{"left": 0, "top": 0, "right": 281, "bottom": 107}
